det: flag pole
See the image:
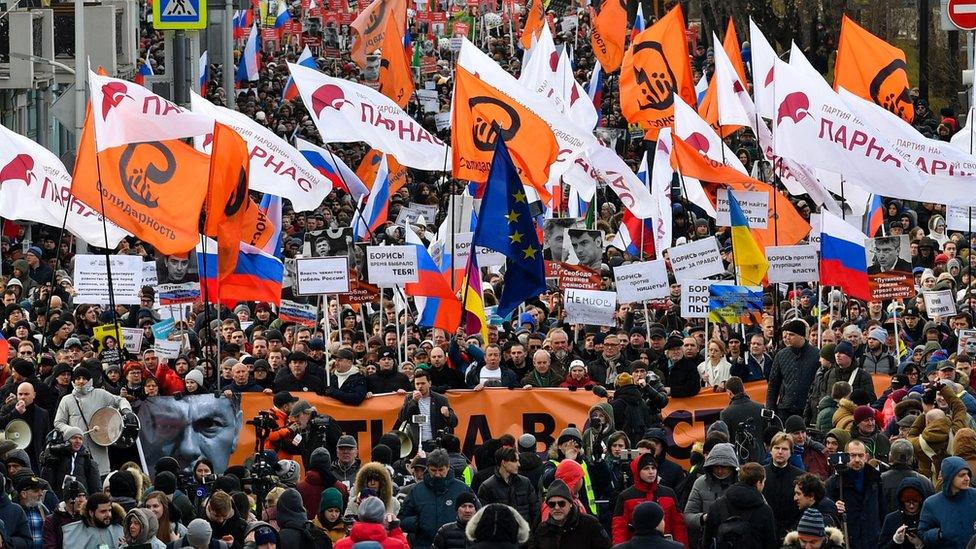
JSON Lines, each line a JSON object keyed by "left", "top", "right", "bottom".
{"left": 40, "top": 185, "right": 75, "bottom": 355}
{"left": 639, "top": 210, "right": 652, "bottom": 344}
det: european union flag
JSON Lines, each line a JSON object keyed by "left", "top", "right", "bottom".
{"left": 473, "top": 138, "right": 546, "bottom": 318}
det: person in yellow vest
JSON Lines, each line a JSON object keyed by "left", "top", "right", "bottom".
{"left": 539, "top": 425, "right": 612, "bottom": 521}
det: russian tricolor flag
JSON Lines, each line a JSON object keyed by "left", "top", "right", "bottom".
{"left": 199, "top": 51, "right": 209, "bottom": 96}
{"left": 135, "top": 58, "right": 153, "bottom": 86}
{"left": 296, "top": 138, "right": 368, "bottom": 199}
{"left": 233, "top": 10, "right": 252, "bottom": 39}
{"left": 586, "top": 61, "right": 603, "bottom": 127}
{"left": 608, "top": 152, "right": 654, "bottom": 258}
{"left": 630, "top": 3, "right": 645, "bottom": 41}
{"left": 350, "top": 155, "right": 391, "bottom": 241}
{"left": 820, "top": 209, "right": 870, "bottom": 301}
{"left": 865, "top": 193, "right": 884, "bottom": 237}
{"left": 695, "top": 73, "right": 708, "bottom": 105}
{"left": 405, "top": 228, "right": 462, "bottom": 333}
{"left": 282, "top": 46, "right": 316, "bottom": 102}
{"left": 236, "top": 24, "right": 261, "bottom": 83}
{"left": 274, "top": 1, "right": 291, "bottom": 28}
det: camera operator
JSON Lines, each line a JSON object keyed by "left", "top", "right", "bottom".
{"left": 396, "top": 370, "right": 457, "bottom": 452}
{"left": 287, "top": 400, "right": 344, "bottom": 467}
{"left": 262, "top": 391, "right": 301, "bottom": 460}
{"left": 39, "top": 425, "right": 100, "bottom": 500}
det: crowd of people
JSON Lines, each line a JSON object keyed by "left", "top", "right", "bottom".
{"left": 1, "top": 0, "right": 976, "bottom": 547}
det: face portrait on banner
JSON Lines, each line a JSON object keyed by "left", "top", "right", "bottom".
{"left": 867, "top": 235, "right": 911, "bottom": 275}
{"left": 305, "top": 227, "right": 353, "bottom": 258}
{"left": 566, "top": 229, "right": 605, "bottom": 271}
{"left": 137, "top": 395, "right": 244, "bottom": 474}
{"left": 542, "top": 218, "right": 584, "bottom": 262}
{"left": 157, "top": 252, "right": 199, "bottom": 284}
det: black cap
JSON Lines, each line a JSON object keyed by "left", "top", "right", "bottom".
{"left": 265, "top": 329, "right": 283, "bottom": 341}
{"left": 378, "top": 347, "right": 397, "bottom": 361}
{"left": 648, "top": 327, "right": 666, "bottom": 339}
{"left": 288, "top": 351, "right": 310, "bottom": 363}
{"left": 71, "top": 366, "right": 92, "bottom": 381}
{"left": 664, "top": 336, "right": 683, "bottom": 350}
{"left": 273, "top": 391, "right": 298, "bottom": 408}
{"left": 13, "top": 474, "right": 42, "bottom": 492}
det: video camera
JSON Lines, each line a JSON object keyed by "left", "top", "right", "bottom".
{"left": 181, "top": 469, "right": 217, "bottom": 500}
{"left": 247, "top": 411, "right": 279, "bottom": 433}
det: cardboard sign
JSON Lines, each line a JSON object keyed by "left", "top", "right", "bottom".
{"left": 613, "top": 260, "right": 669, "bottom": 303}
{"left": 339, "top": 276, "right": 381, "bottom": 305}
{"left": 564, "top": 288, "right": 616, "bottom": 326}
{"left": 716, "top": 189, "right": 769, "bottom": 229}
{"left": 296, "top": 257, "right": 350, "bottom": 295}
{"left": 366, "top": 246, "right": 419, "bottom": 285}
{"left": 121, "top": 327, "right": 144, "bottom": 354}
{"left": 73, "top": 254, "right": 145, "bottom": 305}
{"left": 668, "top": 237, "right": 724, "bottom": 282}
{"left": 153, "top": 338, "right": 184, "bottom": 359}
{"left": 279, "top": 300, "right": 318, "bottom": 327}
{"left": 946, "top": 205, "right": 976, "bottom": 232}
{"left": 681, "top": 279, "right": 732, "bottom": 319}
{"left": 452, "top": 232, "right": 506, "bottom": 268}
{"left": 766, "top": 245, "right": 819, "bottom": 284}
{"left": 923, "top": 290, "right": 957, "bottom": 317}
{"left": 416, "top": 89, "right": 440, "bottom": 112}
{"left": 142, "top": 262, "right": 159, "bottom": 287}
{"left": 434, "top": 112, "right": 451, "bottom": 131}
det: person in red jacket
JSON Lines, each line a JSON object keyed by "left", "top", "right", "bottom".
{"left": 334, "top": 496, "right": 409, "bottom": 549}
{"left": 611, "top": 452, "right": 688, "bottom": 545}
{"left": 154, "top": 360, "right": 186, "bottom": 395}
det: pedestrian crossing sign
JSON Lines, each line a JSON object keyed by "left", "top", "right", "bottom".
{"left": 153, "top": 0, "right": 207, "bottom": 29}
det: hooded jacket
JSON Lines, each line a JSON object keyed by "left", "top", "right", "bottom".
{"left": 953, "top": 427, "right": 976, "bottom": 477}
{"left": 702, "top": 482, "right": 778, "bottom": 549}
{"left": 643, "top": 428, "right": 686, "bottom": 490}
{"left": 476, "top": 468, "right": 538, "bottom": 525}
{"left": 53, "top": 380, "right": 132, "bottom": 476}
{"left": 277, "top": 488, "right": 314, "bottom": 547}
{"left": 684, "top": 443, "right": 739, "bottom": 537}
{"left": 61, "top": 501, "right": 125, "bottom": 549}
{"left": 0, "top": 484, "right": 32, "bottom": 549}
{"left": 125, "top": 508, "right": 166, "bottom": 548}
{"left": 334, "top": 521, "right": 410, "bottom": 549}
{"left": 299, "top": 448, "right": 350, "bottom": 519}
{"left": 399, "top": 471, "right": 474, "bottom": 549}
{"left": 781, "top": 527, "right": 845, "bottom": 548}
{"left": 581, "top": 403, "right": 615, "bottom": 458}
{"left": 346, "top": 462, "right": 401, "bottom": 517}
{"left": 880, "top": 477, "right": 929, "bottom": 549}
{"left": 918, "top": 457, "right": 976, "bottom": 548}
{"left": 610, "top": 458, "right": 688, "bottom": 545}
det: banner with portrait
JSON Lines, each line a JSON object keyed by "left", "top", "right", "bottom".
{"left": 866, "top": 235, "right": 914, "bottom": 300}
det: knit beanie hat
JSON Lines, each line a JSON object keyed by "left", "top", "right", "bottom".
{"left": 556, "top": 424, "right": 583, "bottom": 447}
{"left": 109, "top": 470, "right": 137, "bottom": 499}
{"left": 835, "top": 341, "right": 855, "bottom": 359}
{"left": 819, "top": 343, "right": 836, "bottom": 362}
{"left": 186, "top": 518, "right": 213, "bottom": 546}
{"left": 783, "top": 319, "right": 807, "bottom": 337}
{"left": 358, "top": 496, "right": 386, "bottom": 524}
{"left": 853, "top": 406, "right": 875, "bottom": 425}
{"left": 797, "top": 508, "right": 826, "bottom": 538}
{"left": 615, "top": 372, "right": 634, "bottom": 387}
{"left": 371, "top": 444, "right": 392, "bottom": 465}
{"left": 184, "top": 369, "right": 205, "bottom": 387}
{"left": 318, "top": 487, "right": 343, "bottom": 513}
{"left": 455, "top": 491, "right": 478, "bottom": 510}
{"left": 636, "top": 452, "right": 657, "bottom": 472}
{"left": 154, "top": 471, "right": 177, "bottom": 495}
{"left": 632, "top": 501, "right": 665, "bottom": 535}
{"left": 868, "top": 327, "right": 888, "bottom": 342}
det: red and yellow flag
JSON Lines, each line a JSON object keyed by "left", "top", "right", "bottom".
{"left": 520, "top": 0, "right": 545, "bottom": 49}
{"left": 698, "top": 19, "right": 747, "bottom": 137}
{"left": 670, "top": 135, "right": 810, "bottom": 247}
{"left": 378, "top": 15, "right": 415, "bottom": 108}
{"left": 834, "top": 15, "right": 914, "bottom": 123}
{"left": 350, "top": 0, "right": 406, "bottom": 68}
{"left": 71, "top": 106, "right": 210, "bottom": 255}
{"left": 619, "top": 5, "right": 696, "bottom": 139}
{"left": 590, "top": 0, "right": 627, "bottom": 73}
{"left": 451, "top": 65, "right": 557, "bottom": 200}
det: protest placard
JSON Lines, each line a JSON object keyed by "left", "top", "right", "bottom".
{"left": 152, "top": 318, "right": 175, "bottom": 340}
{"left": 613, "top": 260, "right": 669, "bottom": 303}
{"left": 434, "top": 112, "right": 451, "bottom": 131}
{"left": 923, "top": 290, "right": 957, "bottom": 318}
{"left": 668, "top": 237, "right": 724, "bottom": 282}
{"left": 766, "top": 245, "right": 819, "bottom": 284}
{"left": 866, "top": 235, "right": 915, "bottom": 300}
{"left": 708, "top": 285, "right": 763, "bottom": 324}
{"left": 452, "top": 232, "right": 508, "bottom": 268}
{"left": 366, "top": 246, "right": 419, "bottom": 285}
{"left": 416, "top": 89, "right": 440, "bottom": 112}
{"left": 143, "top": 262, "right": 158, "bottom": 287}
{"left": 153, "top": 338, "right": 183, "bottom": 359}
{"left": 960, "top": 329, "right": 976, "bottom": 356}
{"left": 296, "top": 257, "right": 350, "bottom": 295}
{"left": 121, "top": 328, "right": 143, "bottom": 354}
{"left": 716, "top": 190, "right": 769, "bottom": 228}
{"left": 73, "top": 254, "right": 144, "bottom": 305}
{"left": 946, "top": 205, "right": 976, "bottom": 232}
{"left": 158, "top": 283, "right": 202, "bottom": 306}
{"left": 279, "top": 300, "right": 318, "bottom": 327}
{"left": 564, "top": 289, "right": 616, "bottom": 327}
{"left": 681, "top": 279, "right": 732, "bottom": 319}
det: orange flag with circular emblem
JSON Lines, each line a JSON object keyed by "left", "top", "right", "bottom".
{"left": 834, "top": 15, "right": 914, "bottom": 123}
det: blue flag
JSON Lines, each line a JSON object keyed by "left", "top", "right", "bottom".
{"left": 473, "top": 139, "right": 546, "bottom": 317}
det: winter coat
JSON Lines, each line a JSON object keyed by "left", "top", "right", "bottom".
{"left": 366, "top": 368, "right": 412, "bottom": 394}
{"left": 879, "top": 477, "right": 929, "bottom": 549}
{"left": 881, "top": 465, "right": 934, "bottom": 515}
{"left": 833, "top": 398, "right": 856, "bottom": 431}
{"left": 667, "top": 357, "right": 701, "bottom": 398}
{"left": 277, "top": 488, "right": 316, "bottom": 549}
{"left": 702, "top": 482, "right": 778, "bottom": 549}
{"left": 42, "top": 504, "right": 78, "bottom": 549}
{"left": 762, "top": 462, "right": 803, "bottom": 542}
{"left": 826, "top": 465, "right": 885, "bottom": 549}
{"left": 53, "top": 381, "right": 132, "bottom": 475}
{"left": 684, "top": 444, "right": 739, "bottom": 541}
{"left": 851, "top": 424, "right": 891, "bottom": 460}
{"left": 720, "top": 393, "right": 766, "bottom": 463}
{"left": 399, "top": 474, "right": 474, "bottom": 549}
{"left": 609, "top": 386, "right": 656, "bottom": 445}
{"left": 396, "top": 391, "right": 458, "bottom": 436}
{"left": 816, "top": 396, "right": 838, "bottom": 432}
{"left": 124, "top": 507, "right": 168, "bottom": 549}
{"left": 804, "top": 366, "right": 833, "bottom": 425}
{"left": 477, "top": 472, "right": 538, "bottom": 525}
{"left": 795, "top": 441, "right": 830, "bottom": 480}
{"left": 611, "top": 532, "right": 683, "bottom": 549}
{"left": 433, "top": 520, "right": 469, "bottom": 549}
{"left": 954, "top": 428, "right": 976, "bottom": 477}
{"left": 334, "top": 522, "right": 410, "bottom": 549}
{"left": 0, "top": 401, "right": 49, "bottom": 471}
{"left": 780, "top": 527, "right": 845, "bottom": 548}
{"left": 587, "top": 355, "right": 632, "bottom": 387}
{"left": 313, "top": 515, "right": 348, "bottom": 543}
{"left": 642, "top": 429, "right": 685, "bottom": 490}
{"left": 826, "top": 366, "right": 877, "bottom": 402}
{"left": 918, "top": 457, "right": 976, "bottom": 549}
{"left": 581, "top": 403, "right": 616, "bottom": 458}
{"left": 908, "top": 384, "right": 970, "bottom": 483}
{"left": 0, "top": 491, "right": 32, "bottom": 549}
{"left": 519, "top": 451, "right": 545, "bottom": 489}
{"left": 766, "top": 342, "right": 820, "bottom": 413}
{"left": 610, "top": 459, "right": 687, "bottom": 545}
{"left": 61, "top": 501, "right": 126, "bottom": 549}
{"left": 527, "top": 505, "right": 611, "bottom": 549}
{"left": 346, "top": 462, "right": 400, "bottom": 517}
{"left": 323, "top": 369, "right": 369, "bottom": 405}
{"left": 41, "top": 444, "right": 101, "bottom": 499}
{"left": 299, "top": 470, "right": 350, "bottom": 520}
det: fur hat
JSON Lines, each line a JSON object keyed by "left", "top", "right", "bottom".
{"left": 465, "top": 504, "right": 530, "bottom": 544}
{"left": 853, "top": 406, "right": 875, "bottom": 426}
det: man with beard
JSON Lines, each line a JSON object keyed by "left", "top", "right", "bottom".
{"left": 588, "top": 334, "right": 631, "bottom": 388}
{"left": 14, "top": 473, "right": 47, "bottom": 548}
{"left": 860, "top": 327, "right": 897, "bottom": 375}
{"left": 547, "top": 329, "right": 579, "bottom": 375}
{"left": 61, "top": 492, "right": 124, "bottom": 547}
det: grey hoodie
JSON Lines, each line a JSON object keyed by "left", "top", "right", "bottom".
{"left": 125, "top": 507, "right": 166, "bottom": 548}
{"left": 684, "top": 443, "right": 739, "bottom": 532}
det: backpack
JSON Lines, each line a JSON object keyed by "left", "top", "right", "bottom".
{"left": 713, "top": 513, "right": 753, "bottom": 549}
{"left": 618, "top": 397, "right": 652, "bottom": 445}
{"left": 301, "top": 520, "right": 333, "bottom": 549}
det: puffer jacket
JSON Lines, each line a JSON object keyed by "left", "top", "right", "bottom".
{"left": 334, "top": 522, "right": 409, "bottom": 549}
{"left": 703, "top": 482, "right": 778, "bottom": 549}
{"left": 610, "top": 459, "right": 688, "bottom": 545}
{"left": 527, "top": 504, "right": 611, "bottom": 549}
{"left": 433, "top": 520, "right": 469, "bottom": 549}
{"left": 766, "top": 342, "right": 820, "bottom": 412}
{"left": 919, "top": 457, "right": 976, "bottom": 549}
{"left": 476, "top": 471, "right": 538, "bottom": 525}
{"left": 832, "top": 398, "right": 856, "bottom": 430}
{"left": 399, "top": 474, "right": 474, "bottom": 549}
{"left": 683, "top": 443, "right": 738, "bottom": 541}
{"left": 816, "top": 396, "right": 839, "bottom": 432}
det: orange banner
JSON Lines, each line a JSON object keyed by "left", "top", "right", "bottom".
{"left": 378, "top": 15, "right": 415, "bottom": 108}
{"left": 834, "top": 15, "right": 914, "bottom": 123}
{"left": 589, "top": 0, "right": 627, "bottom": 73}
{"left": 357, "top": 149, "right": 408, "bottom": 195}
{"left": 350, "top": 0, "right": 406, "bottom": 68}
{"left": 519, "top": 0, "right": 544, "bottom": 49}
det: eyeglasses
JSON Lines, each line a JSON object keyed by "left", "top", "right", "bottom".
{"left": 546, "top": 499, "right": 569, "bottom": 509}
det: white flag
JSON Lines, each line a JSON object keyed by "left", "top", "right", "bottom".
{"left": 190, "top": 91, "right": 333, "bottom": 211}
{"left": 672, "top": 94, "right": 748, "bottom": 174}
{"left": 650, "top": 129, "right": 674, "bottom": 252}
{"left": 773, "top": 55, "right": 928, "bottom": 201}
{"left": 713, "top": 33, "right": 751, "bottom": 128}
{"left": 749, "top": 18, "right": 778, "bottom": 120}
{"left": 518, "top": 26, "right": 597, "bottom": 131}
{"left": 88, "top": 70, "right": 214, "bottom": 152}
{"left": 288, "top": 62, "right": 450, "bottom": 171}
{"left": 0, "top": 124, "right": 128, "bottom": 247}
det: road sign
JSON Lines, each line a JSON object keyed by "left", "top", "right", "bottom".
{"left": 153, "top": 0, "right": 207, "bottom": 29}
{"left": 947, "top": 0, "right": 976, "bottom": 30}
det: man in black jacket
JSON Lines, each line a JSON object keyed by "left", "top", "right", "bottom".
{"left": 527, "top": 479, "right": 611, "bottom": 549}
{"left": 322, "top": 349, "right": 368, "bottom": 405}
{"left": 433, "top": 492, "right": 479, "bottom": 549}
{"left": 396, "top": 370, "right": 458, "bottom": 450}
{"left": 703, "top": 462, "right": 778, "bottom": 549}
{"left": 477, "top": 446, "right": 539, "bottom": 525}
{"left": 273, "top": 352, "right": 323, "bottom": 393}
{"left": 367, "top": 346, "right": 412, "bottom": 394}
{"left": 0, "top": 382, "right": 50, "bottom": 473}
{"left": 587, "top": 333, "right": 631, "bottom": 387}
{"left": 763, "top": 432, "right": 803, "bottom": 542}
{"left": 825, "top": 440, "right": 885, "bottom": 549}
{"left": 719, "top": 377, "right": 766, "bottom": 463}
{"left": 767, "top": 319, "right": 820, "bottom": 418}
{"left": 204, "top": 490, "right": 248, "bottom": 548}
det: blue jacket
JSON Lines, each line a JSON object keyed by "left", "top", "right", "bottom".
{"left": 825, "top": 465, "right": 885, "bottom": 549}
{"left": 918, "top": 456, "right": 976, "bottom": 548}
{"left": 399, "top": 475, "right": 474, "bottom": 549}
{"left": 0, "top": 493, "right": 31, "bottom": 549}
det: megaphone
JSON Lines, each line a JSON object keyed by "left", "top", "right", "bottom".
{"left": 395, "top": 423, "right": 415, "bottom": 459}
{"left": 0, "top": 419, "right": 31, "bottom": 450}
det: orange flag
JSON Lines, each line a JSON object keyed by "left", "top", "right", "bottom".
{"left": 203, "top": 123, "right": 275, "bottom": 278}
{"left": 378, "top": 15, "right": 415, "bottom": 108}
{"left": 356, "top": 149, "right": 408, "bottom": 194}
{"left": 590, "top": 0, "right": 627, "bottom": 73}
{"left": 350, "top": 0, "right": 406, "bottom": 68}
{"left": 698, "top": 19, "right": 746, "bottom": 137}
{"left": 670, "top": 135, "right": 810, "bottom": 247}
{"left": 451, "top": 65, "right": 557, "bottom": 200}
{"left": 520, "top": 0, "right": 545, "bottom": 49}
{"left": 619, "top": 5, "right": 696, "bottom": 139}
{"left": 834, "top": 15, "right": 914, "bottom": 123}
{"left": 71, "top": 106, "right": 210, "bottom": 255}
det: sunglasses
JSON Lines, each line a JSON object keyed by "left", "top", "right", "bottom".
{"left": 546, "top": 499, "right": 569, "bottom": 509}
